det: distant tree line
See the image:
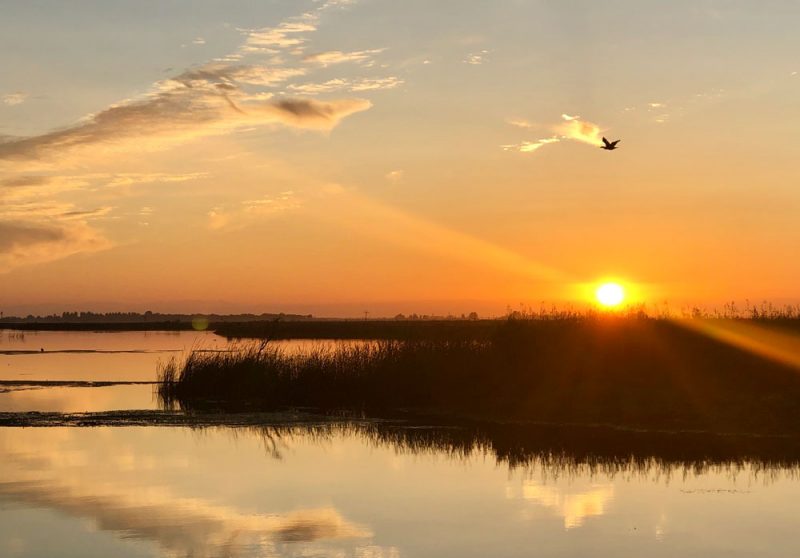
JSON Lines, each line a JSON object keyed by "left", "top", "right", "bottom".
{"left": 0, "top": 311, "right": 314, "bottom": 324}
{"left": 393, "top": 312, "right": 480, "bottom": 321}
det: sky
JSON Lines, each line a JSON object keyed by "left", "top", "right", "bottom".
{"left": 1, "top": 0, "right": 799, "bottom": 317}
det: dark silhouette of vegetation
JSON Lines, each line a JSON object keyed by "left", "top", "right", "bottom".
{"left": 0, "top": 310, "right": 313, "bottom": 330}
{"left": 215, "top": 318, "right": 503, "bottom": 340}
{"left": 213, "top": 302, "right": 800, "bottom": 340}
{"left": 252, "top": 418, "right": 800, "bottom": 474}
{"left": 4, "top": 409, "right": 800, "bottom": 474}
{"left": 4, "top": 301, "right": 800, "bottom": 337}
{"left": 158, "top": 316, "right": 800, "bottom": 436}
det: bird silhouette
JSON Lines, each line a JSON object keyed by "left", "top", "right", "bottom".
{"left": 601, "top": 137, "right": 620, "bottom": 150}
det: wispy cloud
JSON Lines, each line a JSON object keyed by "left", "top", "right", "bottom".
{"left": 555, "top": 114, "right": 604, "bottom": 146}
{"left": 464, "top": 50, "right": 489, "bottom": 65}
{"left": 0, "top": 0, "right": 394, "bottom": 270}
{"left": 102, "top": 172, "right": 207, "bottom": 189}
{"left": 0, "top": 175, "right": 92, "bottom": 203}
{"left": 0, "top": 175, "right": 116, "bottom": 271}
{"left": 234, "top": 0, "right": 358, "bottom": 57}
{"left": 502, "top": 114, "right": 605, "bottom": 154}
{"left": 0, "top": 173, "right": 204, "bottom": 204}
{"left": 623, "top": 89, "right": 729, "bottom": 125}
{"left": 2, "top": 92, "right": 27, "bottom": 106}
{"left": 240, "top": 21, "right": 318, "bottom": 53}
{"left": 208, "top": 190, "right": 302, "bottom": 231}
{"left": 288, "top": 76, "right": 403, "bottom": 94}
{"left": 0, "top": 169, "right": 149, "bottom": 270}
{"left": 0, "top": 220, "right": 111, "bottom": 271}
{"left": 349, "top": 77, "right": 404, "bottom": 91}
{"left": 304, "top": 48, "right": 385, "bottom": 66}
{"left": 58, "top": 207, "right": 114, "bottom": 221}
{"left": 501, "top": 138, "right": 559, "bottom": 153}
{"left": 288, "top": 78, "right": 348, "bottom": 94}
{"left": 506, "top": 118, "right": 535, "bottom": 129}
{"left": 0, "top": 1, "right": 389, "bottom": 169}
{"left": 0, "top": 80, "right": 371, "bottom": 165}
{"left": 1, "top": 175, "right": 52, "bottom": 189}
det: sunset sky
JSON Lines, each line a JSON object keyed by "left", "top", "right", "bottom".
{"left": 1, "top": 0, "right": 799, "bottom": 316}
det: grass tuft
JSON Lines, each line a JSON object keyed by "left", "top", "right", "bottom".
{"left": 159, "top": 317, "right": 800, "bottom": 435}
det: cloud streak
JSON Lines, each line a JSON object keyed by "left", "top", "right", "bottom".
{"left": 0, "top": 0, "right": 388, "bottom": 168}
{"left": 304, "top": 48, "right": 385, "bottom": 66}
{"left": 209, "top": 190, "right": 302, "bottom": 231}
{"left": 288, "top": 76, "right": 403, "bottom": 94}
{"left": 0, "top": 220, "right": 110, "bottom": 272}
{"left": 0, "top": 1, "right": 389, "bottom": 170}
{"left": 555, "top": 114, "right": 604, "bottom": 146}
{"left": 501, "top": 138, "right": 559, "bottom": 153}
{"left": 0, "top": 0, "right": 395, "bottom": 271}
{"left": 241, "top": 21, "right": 318, "bottom": 52}
{"left": 2, "top": 92, "right": 27, "bottom": 106}
{"left": 0, "top": 80, "right": 370, "bottom": 164}
{"left": 464, "top": 50, "right": 489, "bottom": 65}
{"left": 502, "top": 114, "right": 606, "bottom": 154}
{"left": 506, "top": 118, "right": 535, "bottom": 129}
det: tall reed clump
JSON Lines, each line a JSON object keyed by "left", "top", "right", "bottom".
{"left": 158, "top": 318, "right": 800, "bottom": 434}
{"left": 158, "top": 339, "right": 499, "bottom": 413}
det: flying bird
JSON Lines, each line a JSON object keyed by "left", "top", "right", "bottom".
{"left": 601, "top": 137, "right": 620, "bottom": 151}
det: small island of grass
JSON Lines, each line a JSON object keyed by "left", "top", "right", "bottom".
{"left": 158, "top": 315, "right": 800, "bottom": 437}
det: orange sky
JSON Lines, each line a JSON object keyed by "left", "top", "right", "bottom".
{"left": 1, "top": 1, "right": 799, "bottom": 316}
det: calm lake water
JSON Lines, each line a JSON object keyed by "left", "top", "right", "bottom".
{"left": 1, "top": 330, "right": 799, "bottom": 557}
{"left": 0, "top": 330, "right": 344, "bottom": 412}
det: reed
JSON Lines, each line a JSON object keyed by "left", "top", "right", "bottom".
{"left": 159, "top": 317, "right": 800, "bottom": 435}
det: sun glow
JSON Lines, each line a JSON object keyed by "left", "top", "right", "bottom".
{"left": 595, "top": 282, "right": 625, "bottom": 308}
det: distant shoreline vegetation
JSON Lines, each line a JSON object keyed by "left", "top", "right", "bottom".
{"left": 0, "top": 310, "right": 314, "bottom": 330}
{"left": 3, "top": 302, "right": 800, "bottom": 336}
{"left": 158, "top": 316, "right": 800, "bottom": 437}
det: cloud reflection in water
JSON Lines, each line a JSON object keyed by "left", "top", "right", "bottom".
{"left": 507, "top": 480, "right": 614, "bottom": 529}
{"left": 0, "top": 428, "right": 374, "bottom": 557}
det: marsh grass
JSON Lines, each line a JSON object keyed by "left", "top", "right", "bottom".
{"left": 158, "top": 338, "right": 494, "bottom": 411}
{"left": 159, "top": 317, "right": 800, "bottom": 435}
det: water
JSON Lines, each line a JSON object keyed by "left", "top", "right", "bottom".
{"left": 0, "top": 330, "right": 347, "bottom": 413}
{"left": 1, "top": 330, "right": 799, "bottom": 557}
{"left": 0, "top": 330, "right": 340, "bottom": 382}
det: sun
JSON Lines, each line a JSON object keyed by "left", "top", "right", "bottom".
{"left": 595, "top": 282, "right": 625, "bottom": 308}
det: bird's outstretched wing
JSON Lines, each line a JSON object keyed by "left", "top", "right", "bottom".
{"left": 609, "top": 139, "right": 620, "bottom": 148}
{"left": 602, "top": 137, "right": 612, "bottom": 147}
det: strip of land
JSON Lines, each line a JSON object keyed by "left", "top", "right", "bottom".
{"left": 157, "top": 317, "right": 800, "bottom": 437}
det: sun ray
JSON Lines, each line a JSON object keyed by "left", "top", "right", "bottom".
{"left": 672, "top": 318, "right": 800, "bottom": 372}
{"left": 309, "top": 188, "right": 573, "bottom": 285}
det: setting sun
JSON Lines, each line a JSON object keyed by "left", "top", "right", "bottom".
{"left": 596, "top": 282, "right": 625, "bottom": 308}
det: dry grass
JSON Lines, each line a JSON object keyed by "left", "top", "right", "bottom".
{"left": 159, "top": 317, "right": 800, "bottom": 435}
